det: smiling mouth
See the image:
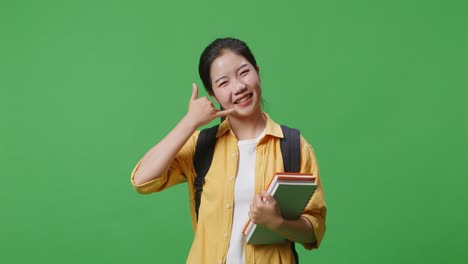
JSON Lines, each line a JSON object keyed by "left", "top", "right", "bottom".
{"left": 235, "top": 93, "right": 252, "bottom": 104}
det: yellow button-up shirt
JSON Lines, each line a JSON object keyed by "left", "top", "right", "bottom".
{"left": 131, "top": 114, "right": 326, "bottom": 264}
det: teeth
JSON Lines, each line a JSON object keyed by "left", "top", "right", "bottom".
{"left": 236, "top": 94, "right": 251, "bottom": 104}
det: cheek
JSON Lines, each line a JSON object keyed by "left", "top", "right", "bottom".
{"left": 245, "top": 74, "right": 260, "bottom": 87}
{"left": 212, "top": 89, "right": 230, "bottom": 104}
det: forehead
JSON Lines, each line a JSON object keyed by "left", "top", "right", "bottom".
{"left": 210, "top": 51, "right": 250, "bottom": 77}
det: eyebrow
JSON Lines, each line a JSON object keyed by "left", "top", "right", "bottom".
{"left": 236, "top": 63, "right": 249, "bottom": 73}
{"left": 214, "top": 63, "right": 249, "bottom": 84}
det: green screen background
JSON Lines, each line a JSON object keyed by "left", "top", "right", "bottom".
{"left": 1, "top": 0, "right": 467, "bottom": 263}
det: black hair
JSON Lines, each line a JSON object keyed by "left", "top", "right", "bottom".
{"left": 198, "top": 37, "right": 258, "bottom": 94}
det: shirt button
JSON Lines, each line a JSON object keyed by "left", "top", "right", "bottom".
{"left": 230, "top": 176, "right": 235, "bottom": 181}
{"left": 226, "top": 203, "right": 231, "bottom": 209}
{"left": 223, "top": 233, "right": 228, "bottom": 238}
{"left": 232, "top": 152, "right": 237, "bottom": 158}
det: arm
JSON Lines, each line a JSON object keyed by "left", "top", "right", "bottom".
{"left": 133, "top": 83, "right": 233, "bottom": 185}
{"left": 299, "top": 141, "right": 326, "bottom": 248}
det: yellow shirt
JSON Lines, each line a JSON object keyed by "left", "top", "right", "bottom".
{"left": 131, "top": 114, "right": 326, "bottom": 264}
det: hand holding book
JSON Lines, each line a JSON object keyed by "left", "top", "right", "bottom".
{"left": 243, "top": 172, "right": 317, "bottom": 245}
{"left": 248, "top": 191, "right": 284, "bottom": 231}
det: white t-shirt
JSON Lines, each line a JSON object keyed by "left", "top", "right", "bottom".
{"left": 226, "top": 130, "right": 265, "bottom": 264}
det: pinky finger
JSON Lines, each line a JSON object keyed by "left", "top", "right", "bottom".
{"left": 216, "top": 108, "right": 234, "bottom": 117}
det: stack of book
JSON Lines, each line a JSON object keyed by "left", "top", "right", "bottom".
{"left": 243, "top": 172, "right": 317, "bottom": 245}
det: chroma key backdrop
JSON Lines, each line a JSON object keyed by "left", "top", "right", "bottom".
{"left": 1, "top": 0, "right": 467, "bottom": 263}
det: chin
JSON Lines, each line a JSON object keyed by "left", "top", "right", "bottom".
{"left": 233, "top": 105, "right": 260, "bottom": 118}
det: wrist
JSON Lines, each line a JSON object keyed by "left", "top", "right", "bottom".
{"left": 181, "top": 114, "right": 200, "bottom": 131}
{"left": 270, "top": 216, "right": 285, "bottom": 231}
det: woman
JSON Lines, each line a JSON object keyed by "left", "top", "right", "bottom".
{"left": 131, "top": 37, "right": 326, "bottom": 263}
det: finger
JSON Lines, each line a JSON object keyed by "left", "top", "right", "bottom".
{"left": 216, "top": 108, "right": 234, "bottom": 117}
{"left": 264, "top": 193, "right": 274, "bottom": 204}
{"left": 191, "top": 83, "right": 198, "bottom": 101}
{"left": 255, "top": 194, "right": 263, "bottom": 205}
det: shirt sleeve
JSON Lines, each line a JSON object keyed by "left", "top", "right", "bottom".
{"left": 130, "top": 131, "right": 199, "bottom": 194}
{"left": 298, "top": 136, "right": 327, "bottom": 250}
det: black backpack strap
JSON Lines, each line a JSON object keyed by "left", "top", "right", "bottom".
{"left": 280, "top": 125, "right": 301, "bottom": 173}
{"left": 193, "top": 125, "right": 219, "bottom": 220}
{"left": 280, "top": 125, "right": 301, "bottom": 264}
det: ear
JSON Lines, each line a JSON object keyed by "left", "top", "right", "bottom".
{"left": 255, "top": 65, "right": 260, "bottom": 73}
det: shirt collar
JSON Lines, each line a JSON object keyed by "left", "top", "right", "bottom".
{"left": 216, "top": 113, "right": 284, "bottom": 139}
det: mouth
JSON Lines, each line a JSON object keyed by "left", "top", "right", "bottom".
{"left": 234, "top": 93, "right": 253, "bottom": 104}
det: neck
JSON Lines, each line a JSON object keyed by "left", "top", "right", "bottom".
{"left": 228, "top": 110, "right": 267, "bottom": 140}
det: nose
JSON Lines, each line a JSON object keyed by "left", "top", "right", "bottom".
{"left": 234, "top": 82, "right": 247, "bottom": 95}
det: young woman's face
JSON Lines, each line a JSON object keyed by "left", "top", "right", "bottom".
{"left": 210, "top": 50, "right": 262, "bottom": 118}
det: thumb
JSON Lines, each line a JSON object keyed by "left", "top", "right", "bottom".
{"left": 262, "top": 192, "right": 274, "bottom": 203}
{"left": 191, "top": 83, "right": 198, "bottom": 101}
{"left": 254, "top": 194, "right": 264, "bottom": 205}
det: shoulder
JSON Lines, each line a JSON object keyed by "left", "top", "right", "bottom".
{"left": 300, "top": 134, "right": 313, "bottom": 148}
{"left": 195, "top": 124, "right": 219, "bottom": 143}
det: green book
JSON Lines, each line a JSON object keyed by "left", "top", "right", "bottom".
{"left": 243, "top": 172, "right": 317, "bottom": 245}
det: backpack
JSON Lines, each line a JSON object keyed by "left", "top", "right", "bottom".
{"left": 193, "top": 124, "right": 302, "bottom": 263}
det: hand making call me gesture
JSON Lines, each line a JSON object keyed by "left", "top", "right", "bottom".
{"left": 187, "top": 83, "right": 234, "bottom": 128}
{"left": 133, "top": 83, "right": 233, "bottom": 186}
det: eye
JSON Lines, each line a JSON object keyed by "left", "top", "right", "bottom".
{"left": 219, "top": 81, "right": 228, "bottom": 87}
{"left": 240, "top": 70, "right": 250, "bottom": 76}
